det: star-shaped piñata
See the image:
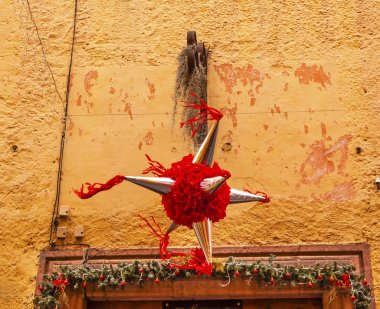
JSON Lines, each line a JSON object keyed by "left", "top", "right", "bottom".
{"left": 74, "top": 97, "right": 270, "bottom": 266}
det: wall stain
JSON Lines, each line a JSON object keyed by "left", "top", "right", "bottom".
{"left": 283, "top": 82, "right": 289, "bottom": 91}
{"left": 145, "top": 78, "right": 155, "bottom": 100}
{"left": 84, "top": 70, "right": 98, "bottom": 96}
{"left": 69, "top": 73, "right": 74, "bottom": 92}
{"left": 220, "top": 103, "right": 238, "bottom": 127}
{"left": 299, "top": 134, "right": 353, "bottom": 185}
{"left": 267, "top": 146, "right": 274, "bottom": 153}
{"left": 222, "top": 130, "right": 233, "bottom": 143}
{"left": 294, "top": 63, "right": 331, "bottom": 89}
{"left": 304, "top": 125, "right": 309, "bottom": 134}
{"left": 263, "top": 124, "right": 269, "bottom": 131}
{"left": 67, "top": 118, "right": 74, "bottom": 136}
{"left": 284, "top": 112, "right": 288, "bottom": 120}
{"left": 143, "top": 132, "right": 154, "bottom": 145}
{"left": 76, "top": 94, "right": 82, "bottom": 106}
{"left": 122, "top": 93, "right": 133, "bottom": 120}
{"left": 109, "top": 87, "right": 116, "bottom": 94}
{"left": 321, "top": 122, "right": 327, "bottom": 137}
{"left": 248, "top": 88, "right": 256, "bottom": 106}
{"left": 138, "top": 142, "right": 142, "bottom": 150}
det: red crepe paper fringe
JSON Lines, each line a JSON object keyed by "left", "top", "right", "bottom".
{"left": 244, "top": 189, "right": 271, "bottom": 203}
{"left": 167, "top": 248, "right": 213, "bottom": 276}
{"left": 142, "top": 154, "right": 167, "bottom": 177}
{"left": 138, "top": 215, "right": 171, "bottom": 260}
{"left": 138, "top": 215, "right": 212, "bottom": 275}
{"left": 73, "top": 175, "right": 126, "bottom": 199}
{"left": 180, "top": 93, "right": 223, "bottom": 137}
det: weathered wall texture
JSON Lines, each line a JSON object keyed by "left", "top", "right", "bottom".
{"left": 1, "top": 0, "right": 379, "bottom": 308}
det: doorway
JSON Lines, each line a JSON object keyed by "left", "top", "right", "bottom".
{"left": 87, "top": 298, "right": 322, "bottom": 309}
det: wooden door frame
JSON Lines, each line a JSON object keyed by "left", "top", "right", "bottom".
{"left": 36, "top": 243, "right": 375, "bottom": 308}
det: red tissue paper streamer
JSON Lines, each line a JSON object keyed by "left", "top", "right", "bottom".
{"left": 73, "top": 175, "right": 126, "bottom": 199}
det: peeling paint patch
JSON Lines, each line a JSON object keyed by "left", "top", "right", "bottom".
{"left": 263, "top": 124, "right": 269, "bottom": 131}
{"left": 283, "top": 82, "right": 289, "bottom": 91}
{"left": 220, "top": 103, "right": 238, "bottom": 127}
{"left": 299, "top": 134, "right": 352, "bottom": 185}
{"left": 284, "top": 112, "right": 288, "bottom": 120}
{"left": 109, "top": 87, "right": 116, "bottom": 94}
{"left": 294, "top": 63, "right": 331, "bottom": 88}
{"left": 214, "top": 63, "right": 265, "bottom": 94}
{"left": 304, "top": 125, "right": 309, "bottom": 134}
{"left": 84, "top": 70, "right": 98, "bottom": 96}
{"left": 145, "top": 78, "right": 155, "bottom": 100}
{"left": 321, "top": 181, "right": 356, "bottom": 202}
{"left": 143, "top": 132, "right": 154, "bottom": 145}
{"left": 138, "top": 142, "right": 142, "bottom": 150}
{"left": 122, "top": 93, "right": 133, "bottom": 120}
{"left": 267, "top": 146, "right": 273, "bottom": 153}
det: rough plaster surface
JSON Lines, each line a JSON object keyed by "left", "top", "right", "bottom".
{"left": 1, "top": 1, "right": 379, "bottom": 308}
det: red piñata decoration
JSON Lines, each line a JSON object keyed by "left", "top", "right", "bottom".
{"left": 144, "top": 154, "right": 231, "bottom": 228}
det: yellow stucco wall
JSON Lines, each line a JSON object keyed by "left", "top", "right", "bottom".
{"left": 1, "top": 1, "right": 379, "bottom": 308}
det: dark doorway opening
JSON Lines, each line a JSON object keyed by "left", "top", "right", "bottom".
{"left": 163, "top": 299, "right": 242, "bottom": 309}
{"left": 87, "top": 298, "right": 322, "bottom": 309}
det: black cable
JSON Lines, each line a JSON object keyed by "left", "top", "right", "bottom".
{"left": 25, "top": 0, "right": 64, "bottom": 105}
{"left": 53, "top": 243, "right": 91, "bottom": 247}
{"left": 49, "top": 0, "right": 78, "bottom": 247}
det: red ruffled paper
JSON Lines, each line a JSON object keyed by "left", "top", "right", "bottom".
{"left": 143, "top": 154, "right": 231, "bottom": 228}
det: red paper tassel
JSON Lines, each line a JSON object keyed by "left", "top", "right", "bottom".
{"left": 73, "top": 175, "right": 126, "bottom": 199}
{"left": 138, "top": 215, "right": 212, "bottom": 275}
{"left": 142, "top": 154, "right": 167, "bottom": 177}
{"left": 244, "top": 189, "right": 271, "bottom": 203}
{"left": 138, "top": 215, "right": 171, "bottom": 260}
{"left": 180, "top": 93, "right": 223, "bottom": 137}
{"left": 168, "top": 248, "right": 212, "bottom": 276}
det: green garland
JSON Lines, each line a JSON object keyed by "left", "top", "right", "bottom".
{"left": 33, "top": 255, "right": 372, "bottom": 309}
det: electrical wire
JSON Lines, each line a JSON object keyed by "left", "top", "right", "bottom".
{"left": 25, "top": 0, "right": 64, "bottom": 106}
{"left": 67, "top": 109, "right": 348, "bottom": 117}
{"left": 48, "top": 0, "right": 78, "bottom": 247}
